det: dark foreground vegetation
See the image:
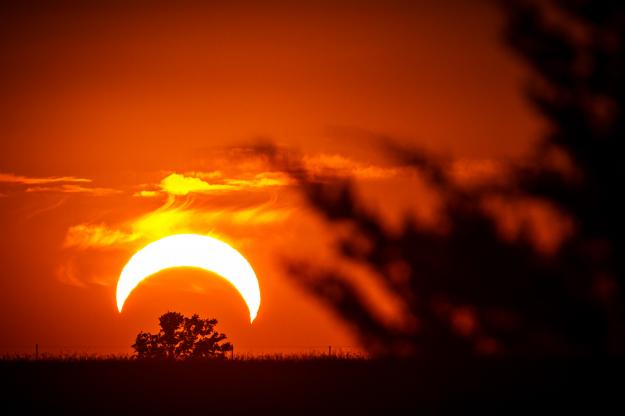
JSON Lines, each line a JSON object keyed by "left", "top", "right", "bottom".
{"left": 262, "top": 0, "right": 625, "bottom": 359}
{"left": 1, "top": 357, "right": 623, "bottom": 415}
{"left": 132, "top": 312, "right": 233, "bottom": 360}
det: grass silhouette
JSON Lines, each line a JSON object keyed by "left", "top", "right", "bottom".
{"left": 1, "top": 354, "right": 623, "bottom": 414}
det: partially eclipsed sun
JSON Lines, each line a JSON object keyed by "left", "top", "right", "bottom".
{"left": 116, "top": 234, "right": 261, "bottom": 323}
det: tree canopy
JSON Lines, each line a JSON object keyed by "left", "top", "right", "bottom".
{"left": 132, "top": 312, "right": 233, "bottom": 360}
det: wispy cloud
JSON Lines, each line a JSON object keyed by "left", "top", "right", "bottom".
{"left": 133, "top": 171, "right": 292, "bottom": 198}
{"left": 302, "top": 154, "right": 400, "bottom": 179}
{"left": 64, "top": 194, "right": 293, "bottom": 251}
{"left": 56, "top": 260, "right": 87, "bottom": 288}
{"left": 25, "top": 197, "right": 67, "bottom": 219}
{"left": 0, "top": 173, "right": 91, "bottom": 185}
{"left": 64, "top": 224, "right": 140, "bottom": 249}
{"left": 133, "top": 190, "right": 161, "bottom": 198}
{"left": 0, "top": 172, "right": 119, "bottom": 196}
{"left": 140, "top": 153, "right": 401, "bottom": 199}
{"left": 25, "top": 184, "right": 120, "bottom": 196}
{"left": 160, "top": 173, "right": 237, "bottom": 195}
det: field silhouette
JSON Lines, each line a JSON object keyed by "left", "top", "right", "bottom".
{"left": 2, "top": 355, "right": 622, "bottom": 415}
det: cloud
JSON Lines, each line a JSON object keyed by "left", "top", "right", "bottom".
{"left": 25, "top": 184, "right": 120, "bottom": 196}
{"left": 303, "top": 153, "right": 508, "bottom": 187}
{"left": 192, "top": 170, "right": 224, "bottom": 180}
{"left": 25, "top": 197, "right": 67, "bottom": 219}
{"left": 133, "top": 190, "right": 161, "bottom": 198}
{"left": 134, "top": 151, "right": 407, "bottom": 201}
{"left": 156, "top": 172, "right": 291, "bottom": 196}
{"left": 0, "top": 172, "right": 119, "bottom": 196}
{"left": 64, "top": 195, "right": 293, "bottom": 252}
{"left": 160, "top": 173, "right": 233, "bottom": 195}
{"left": 223, "top": 172, "right": 292, "bottom": 188}
{"left": 56, "top": 259, "right": 87, "bottom": 288}
{"left": 154, "top": 153, "right": 399, "bottom": 197}
{"left": 302, "top": 154, "right": 400, "bottom": 179}
{"left": 56, "top": 149, "right": 511, "bottom": 290}
{"left": 64, "top": 224, "right": 140, "bottom": 249}
{"left": 0, "top": 172, "right": 91, "bottom": 185}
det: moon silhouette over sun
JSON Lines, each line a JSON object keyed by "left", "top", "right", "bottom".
{"left": 116, "top": 234, "right": 261, "bottom": 323}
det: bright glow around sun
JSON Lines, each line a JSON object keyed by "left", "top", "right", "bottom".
{"left": 116, "top": 234, "right": 261, "bottom": 323}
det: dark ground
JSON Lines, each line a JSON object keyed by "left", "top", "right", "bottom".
{"left": 1, "top": 357, "right": 623, "bottom": 415}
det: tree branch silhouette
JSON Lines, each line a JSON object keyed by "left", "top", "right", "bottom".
{"left": 261, "top": 0, "right": 625, "bottom": 357}
{"left": 132, "top": 312, "right": 232, "bottom": 360}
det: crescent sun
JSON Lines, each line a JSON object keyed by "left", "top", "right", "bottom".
{"left": 116, "top": 234, "right": 261, "bottom": 323}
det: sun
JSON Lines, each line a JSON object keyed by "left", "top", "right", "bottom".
{"left": 116, "top": 234, "right": 261, "bottom": 323}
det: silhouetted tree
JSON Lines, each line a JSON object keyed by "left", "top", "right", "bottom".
{"left": 132, "top": 312, "right": 233, "bottom": 360}
{"left": 263, "top": 0, "right": 625, "bottom": 357}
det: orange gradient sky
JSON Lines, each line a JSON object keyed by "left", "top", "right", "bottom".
{"left": 0, "top": 1, "right": 542, "bottom": 355}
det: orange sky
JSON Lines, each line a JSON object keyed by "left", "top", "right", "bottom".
{"left": 0, "top": 1, "right": 542, "bottom": 355}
